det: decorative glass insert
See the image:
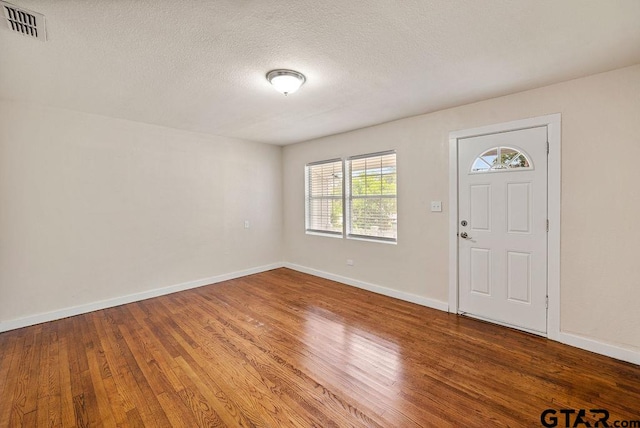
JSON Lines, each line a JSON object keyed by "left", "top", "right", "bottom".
{"left": 471, "top": 147, "right": 532, "bottom": 173}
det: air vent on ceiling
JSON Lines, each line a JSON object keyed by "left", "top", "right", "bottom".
{"left": 1, "top": 1, "right": 46, "bottom": 41}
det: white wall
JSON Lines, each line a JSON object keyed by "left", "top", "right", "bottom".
{"left": 283, "top": 64, "right": 640, "bottom": 353}
{"left": 0, "top": 101, "right": 282, "bottom": 326}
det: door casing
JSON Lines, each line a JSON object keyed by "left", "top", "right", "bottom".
{"left": 448, "top": 114, "right": 561, "bottom": 340}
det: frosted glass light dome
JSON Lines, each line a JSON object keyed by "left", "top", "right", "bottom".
{"left": 266, "top": 69, "right": 306, "bottom": 95}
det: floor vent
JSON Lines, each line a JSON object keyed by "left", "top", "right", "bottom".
{"left": 1, "top": 1, "right": 46, "bottom": 41}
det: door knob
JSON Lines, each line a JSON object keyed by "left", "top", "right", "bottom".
{"left": 460, "top": 232, "right": 470, "bottom": 239}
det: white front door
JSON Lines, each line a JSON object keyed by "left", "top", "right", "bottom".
{"left": 458, "top": 126, "right": 548, "bottom": 334}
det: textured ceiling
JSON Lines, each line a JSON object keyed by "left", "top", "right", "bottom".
{"left": 1, "top": 1, "right": 639, "bottom": 145}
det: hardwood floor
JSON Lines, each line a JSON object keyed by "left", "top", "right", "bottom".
{"left": 1, "top": 268, "right": 638, "bottom": 427}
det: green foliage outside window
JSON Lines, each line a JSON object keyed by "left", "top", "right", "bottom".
{"left": 349, "top": 167, "right": 396, "bottom": 238}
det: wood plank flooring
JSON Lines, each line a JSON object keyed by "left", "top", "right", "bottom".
{"left": 1, "top": 268, "right": 639, "bottom": 427}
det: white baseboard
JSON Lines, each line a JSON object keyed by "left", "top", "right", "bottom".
{"left": 0, "top": 263, "right": 283, "bottom": 333}
{"left": 557, "top": 331, "right": 640, "bottom": 366}
{"left": 283, "top": 263, "right": 640, "bottom": 366}
{"left": 283, "top": 262, "right": 449, "bottom": 312}
{"left": 3, "top": 261, "right": 638, "bottom": 366}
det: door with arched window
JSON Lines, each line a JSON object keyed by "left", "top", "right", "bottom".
{"left": 458, "top": 126, "right": 548, "bottom": 334}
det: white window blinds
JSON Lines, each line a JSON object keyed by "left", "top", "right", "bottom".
{"left": 305, "top": 159, "right": 344, "bottom": 235}
{"left": 347, "top": 151, "right": 397, "bottom": 242}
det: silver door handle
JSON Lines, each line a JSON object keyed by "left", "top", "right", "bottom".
{"left": 460, "top": 232, "right": 471, "bottom": 239}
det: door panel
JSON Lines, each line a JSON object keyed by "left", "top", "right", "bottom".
{"left": 470, "top": 185, "right": 491, "bottom": 231}
{"left": 507, "top": 251, "right": 531, "bottom": 303}
{"left": 507, "top": 182, "right": 531, "bottom": 233}
{"left": 458, "top": 126, "right": 547, "bottom": 334}
{"left": 470, "top": 248, "right": 491, "bottom": 295}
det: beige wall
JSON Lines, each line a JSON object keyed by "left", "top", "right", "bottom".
{"left": 283, "top": 64, "right": 640, "bottom": 351}
{"left": 2, "top": 65, "right": 638, "bottom": 355}
{"left": 0, "top": 101, "right": 283, "bottom": 323}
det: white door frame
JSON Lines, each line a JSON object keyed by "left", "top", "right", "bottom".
{"left": 448, "top": 114, "right": 561, "bottom": 340}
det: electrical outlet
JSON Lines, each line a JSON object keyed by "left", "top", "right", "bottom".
{"left": 346, "top": 259, "right": 354, "bottom": 266}
{"left": 431, "top": 201, "right": 442, "bottom": 212}
{"left": 244, "top": 220, "right": 250, "bottom": 229}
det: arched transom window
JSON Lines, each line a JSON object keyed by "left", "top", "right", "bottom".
{"left": 471, "top": 146, "right": 532, "bottom": 173}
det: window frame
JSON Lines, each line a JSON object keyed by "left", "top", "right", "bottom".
{"left": 304, "top": 158, "right": 345, "bottom": 237}
{"left": 346, "top": 150, "right": 397, "bottom": 243}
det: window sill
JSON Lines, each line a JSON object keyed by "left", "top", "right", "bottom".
{"left": 346, "top": 235, "right": 397, "bottom": 245}
{"left": 305, "top": 231, "right": 344, "bottom": 239}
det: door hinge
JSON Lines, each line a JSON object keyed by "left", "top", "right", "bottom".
{"left": 546, "top": 219, "right": 549, "bottom": 232}
{"left": 547, "top": 141, "right": 550, "bottom": 154}
{"left": 545, "top": 296, "right": 549, "bottom": 309}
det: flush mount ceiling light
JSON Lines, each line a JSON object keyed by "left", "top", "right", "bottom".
{"left": 266, "top": 69, "right": 306, "bottom": 96}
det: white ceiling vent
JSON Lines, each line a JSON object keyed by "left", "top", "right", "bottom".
{"left": 1, "top": 1, "right": 46, "bottom": 41}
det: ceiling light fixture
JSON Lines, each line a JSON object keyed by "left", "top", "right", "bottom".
{"left": 266, "top": 69, "right": 306, "bottom": 96}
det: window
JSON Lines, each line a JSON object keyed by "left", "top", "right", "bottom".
{"left": 305, "top": 159, "right": 344, "bottom": 235}
{"left": 471, "top": 146, "right": 532, "bottom": 173}
{"left": 305, "top": 151, "right": 397, "bottom": 242}
{"left": 347, "top": 151, "right": 397, "bottom": 242}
